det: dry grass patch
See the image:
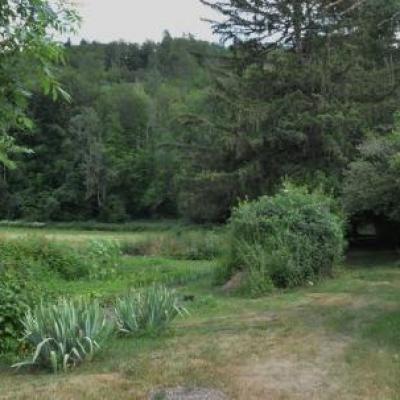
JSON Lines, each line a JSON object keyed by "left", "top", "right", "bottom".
{"left": 233, "top": 333, "right": 350, "bottom": 400}
{"left": 0, "top": 373, "right": 135, "bottom": 400}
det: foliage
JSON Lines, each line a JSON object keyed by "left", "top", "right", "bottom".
{"left": 86, "top": 240, "right": 121, "bottom": 280}
{"left": 13, "top": 298, "right": 112, "bottom": 373}
{"left": 0, "top": 0, "right": 399, "bottom": 229}
{"left": 2, "top": 10, "right": 398, "bottom": 224}
{"left": 234, "top": 242, "right": 274, "bottom": 297}
{"left": 0, "top": 0, "right": 79, "bottom": 166}
{"left": 178, "top": 172, "right": 238, "bottom": 223}
{"left": 0, "top": 236, "right": 121, "bottom": 280}
{"left": 121, "top": 230, "right": 224, "bottom": 260}
{"left": 115, "top": 285, "right": 187, "bottom": 336}
{"left": 343, "top": 119, "right": 400, "bottom": 234}
{"left": 0, "top": 35, "right": 222, "bottom": 222}
{"left": 0, "top": 268, "right": 38, "bottom": 354}
{"left": 178, "top": 0, "right": 400, "bottom": 222}
{"left": 37, "top": 256, "right": 218, "bottom": 302}
{"left": 226, "top": 184, "right": 345, "bottom": 292}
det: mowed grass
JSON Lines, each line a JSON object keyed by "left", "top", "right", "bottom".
{"left": 0, "top": 224, "right": 400, "bottom": 400}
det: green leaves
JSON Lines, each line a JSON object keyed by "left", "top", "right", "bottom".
{"left": 0, "top": 269, "right": 37, "bottom": 354}
{"left": 0, "top": 236, "right": 122, "bottom": 281}
{"left": 227, "top": 183, "right": 345, "bottom": 292}
{"left": 0, "top": 0, "right": 78, "bottom": 167}
{"left": 115, "top": 285, "right": 188, "bottom": 336}
{"left": 343, "top": 121, "right": 400, "bottom": 226}
{"left": 13, "top": 298, "right": 112, "bottom": 373}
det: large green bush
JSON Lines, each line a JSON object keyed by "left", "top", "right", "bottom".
{"left": 225, "top": 184, "right": 345, "bottom": 293}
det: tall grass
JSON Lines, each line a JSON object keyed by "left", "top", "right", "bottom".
{"left": 120, "top": 230, "right": 225, "bottom": 260}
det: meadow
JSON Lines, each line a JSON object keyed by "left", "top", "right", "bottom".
{"left": 0, "top": 223, "right": 399, "bottom": 400}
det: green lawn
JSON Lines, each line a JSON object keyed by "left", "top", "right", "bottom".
{"left": 1, "top": 231, "right": 400, "bottom": 400}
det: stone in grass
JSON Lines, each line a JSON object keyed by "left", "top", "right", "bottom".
{"left": 150, "top": 387, "right": 228, "bottom": 400}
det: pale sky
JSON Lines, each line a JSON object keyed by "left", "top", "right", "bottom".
{"left": 71, "top": 0, "right": 221, "bottom": 44}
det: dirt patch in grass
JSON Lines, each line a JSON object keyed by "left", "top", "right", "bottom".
{"left": 222, "top": 272, "right": 246, "bottom": 293}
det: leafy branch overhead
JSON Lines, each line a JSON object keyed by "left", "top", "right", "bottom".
{"left": 200, "top": 0, "right": 399, "bottom": 52}
{"left": 0, "top": 0, "right": 79, "bottom": 165}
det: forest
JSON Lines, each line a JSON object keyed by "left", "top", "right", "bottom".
{"left": 1, "top": 1, "right": 400, "bottom": 399}
{"left": 1, "top": 0, "right": 399, "bottom": 234}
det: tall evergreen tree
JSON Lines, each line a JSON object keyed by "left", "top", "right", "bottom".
{"left": 177, "top": 0, "right": 400, "bottom": 221}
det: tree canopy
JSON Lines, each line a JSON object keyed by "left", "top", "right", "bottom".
{"left": 0, "top": 0, "right": 79, "bottom": 167}
{"left": 0, "top": 1, "right": 400, "bottom": 227}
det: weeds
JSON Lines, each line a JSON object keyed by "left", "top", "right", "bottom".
{"left": 120, "top": 230, "right": 225, "bottom": 260}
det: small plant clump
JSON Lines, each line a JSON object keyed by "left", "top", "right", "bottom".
{"left": 0, "top": 268, "right": 37, "bottom": 354}
{"left": 13, "top": 298, "right": 112, "bottom": 373}
{"left": 115, "top": 285, "right": 188, "bottom": 336}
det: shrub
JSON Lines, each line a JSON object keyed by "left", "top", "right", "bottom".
{"left": 13, "top": 298, "right": 112, "bottom": 373}
{"left": 0, "top": 268, "right": 37, "bottom": 354}
{"left": 86, "top": 239, "right": 121, "bottom": 280}
{"left": 115, "top": 285, "right": 187, "bottom": 336}
{"left": 235, "top": 242, "right": 274, "bottom": 296}
{"left": 0, "top": 237, "right": 121, "bottom": 280}
{"left": 0, "top": 237, "right": 85, "bottom": 280}
{"left": 226, "top": 184, "right": 345, "bottom": 292}
{"left": 342, "top": 126, "right": 400, "bottom": 243}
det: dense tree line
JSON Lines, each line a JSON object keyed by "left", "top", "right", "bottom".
{"left": 1, "top": 0, "right": 400, "bottom": 229}
{"left": 0, "top": 34, "right": 225, "bottom": 221}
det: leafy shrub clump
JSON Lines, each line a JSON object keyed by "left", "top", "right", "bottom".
{"left": 115, "top": 285, "right": 187, "bottom": 336}
{"left": 0, "top": 268, "right": 38, "bottom": 354}
{"left": 0, "top": 236, "right": 121, "bottom": 280}
{"left": 86, "top": 239, "right": 121, "bottom": 279}
{"left": 13, "top": 298, "right": 112, "bottom": 373}
{"left": 226, "top": 184, "right": 345, "bottom": 294}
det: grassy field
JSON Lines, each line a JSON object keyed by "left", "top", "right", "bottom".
{"left": 0, "top": 226, "right": 399, "bottom": 399}
{"left": 0, "top": 225, "right": 168, "bottom": 244}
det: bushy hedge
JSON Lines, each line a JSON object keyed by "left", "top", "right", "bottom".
{"left": 0, "top": 236, "right": 120, "bottom": 281}
{"left": 225, "top": 184, "right": 345, "bottom": 294}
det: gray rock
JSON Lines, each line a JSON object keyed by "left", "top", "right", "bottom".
{"left": 150, "top": 387, "right": 228, "bottom": 400}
